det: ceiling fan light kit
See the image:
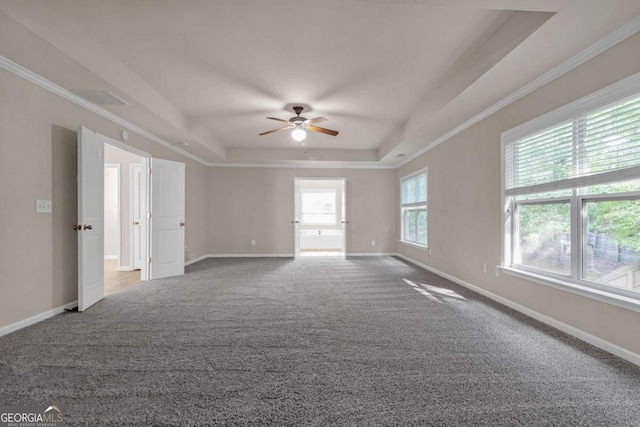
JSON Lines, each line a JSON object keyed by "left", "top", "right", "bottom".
{"left": 291, "top": 128, "right": 307, "bottom": 142}
{"left": 259, "top": 105, "right": 339, "bottom": 144}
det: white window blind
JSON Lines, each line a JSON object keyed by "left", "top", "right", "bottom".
{"left": 505, "top": 95, "right": 640, "bottom": 196}
{"left": 401, "top": 173, "right": 427, "bottom": 206}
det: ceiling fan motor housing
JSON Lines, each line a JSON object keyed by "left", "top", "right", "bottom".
{"left": 291, "top": 105, "right": 306, "bottom": 124}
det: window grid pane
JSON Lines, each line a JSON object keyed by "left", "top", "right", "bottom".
{"left": 404, "top": 210, "right": 417, "bottom": 242}
{"left": 417, "top": 210, "right": 427, "bottom": 244}
{"left": 583, "top": 199, "right": 640, "bottom": 294}
{"left": 516, "top": 202, "right": 571, "bottom": 276}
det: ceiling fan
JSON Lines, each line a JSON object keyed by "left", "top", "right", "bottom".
{"left": 259, "top": 106, "right": 339, "bottom": 142}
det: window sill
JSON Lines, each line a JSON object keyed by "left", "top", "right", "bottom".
{"left": 399, "top": 240, "right": 429, "bottom": 251}
{"left": 501, "top": 266, "right": 640, "bottom": 313}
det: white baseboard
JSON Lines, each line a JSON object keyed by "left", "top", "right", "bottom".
{"left": 395, "top": 253, "right": 640, "bottom": 367}
{"left": 117, "top": 265, "right": 132, "bottom": 271}
{"left": 104, "top": 255, "right": 118, "bottom": 260}
{"left": 347, "top": 253, "right": 397, "bottom": 256}
{"left": 208, "top": 253, "right": 295, "bottom": 258}
{"left": 185, "top": 253, "right": 397, "bottom": 266}
{"left": 185, "top": 254, "right": 210, "bottom": 266}
{"left": 0, "top": 300, "right": 78, "bottom": 338}
{"left": 185, "top": 254, "right": 295, "bottom": 266}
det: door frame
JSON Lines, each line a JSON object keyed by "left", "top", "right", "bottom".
{"left": 293, "top": 177, "right": 347, "bottom": 258}
{"left": 101, "top": 136, "right": 151, "bottom": 282}
{"left": 129, "top": 163, "right": 143, "bottom": 271}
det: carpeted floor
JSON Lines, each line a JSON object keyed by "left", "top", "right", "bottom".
{"left": 1, "top": 256, "right": 640, "bottom": 425}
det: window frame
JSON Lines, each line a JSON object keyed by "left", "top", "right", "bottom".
{"left": 400, "top": 168, "right": 428, "bottom": 248}
{"left": 501, "top": 72, "right": 640, "bottom": 311}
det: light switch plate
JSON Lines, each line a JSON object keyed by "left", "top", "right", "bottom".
{"left": 36, "top": 200, "right": 52, "bottom": 213}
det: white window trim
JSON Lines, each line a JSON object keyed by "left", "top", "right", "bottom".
{"left": 501, "top": 266, "right": 640, "bottom": 313}
{"left": 400, "top": 167, "right": 428, "bottom": 248}
{"left": 399, "top": 240, "right": 430, "bottom": 251}
{"left": 500, "top": 71, "right": 640, "bottom": 309}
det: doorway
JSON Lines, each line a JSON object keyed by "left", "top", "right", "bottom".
{"left": 104, "top": 144, "right": 147, "bottom": 295}
{"left": 294, "top": 178, "right": 346, "bottom": 258}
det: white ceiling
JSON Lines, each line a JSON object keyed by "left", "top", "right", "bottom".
{"left": 0, "top": 0, "right": 639, "bottom": 166}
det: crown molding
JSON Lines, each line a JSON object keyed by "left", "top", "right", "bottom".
{"left": 396, "top": 15, "right": 640, "bottom": 168}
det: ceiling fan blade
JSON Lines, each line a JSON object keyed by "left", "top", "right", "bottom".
{"left": 306, "top": 117, "right": 328, "bottom": 125}
{"left": 308, "top": 125, "right": 339, "bottom": 136}
{"left": 259, "top": 126, "right": 289, "bottom": 136}
{"left": 266, "top": 117, "right": 289, "bottom": 123}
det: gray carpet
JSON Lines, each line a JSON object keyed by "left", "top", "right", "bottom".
{"left": 1, "top": 256, "right": 640, "bottom": 426}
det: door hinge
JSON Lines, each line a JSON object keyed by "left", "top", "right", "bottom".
{"left": 147, "top": 168, "right": 152, "bottom": 175}
{"left": 147, "top": 212, "right": 151, "bottom": 219}
{"left": 147, "top": 257, "right": 151, "bottom": 263}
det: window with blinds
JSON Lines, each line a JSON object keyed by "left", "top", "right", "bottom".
{"left": 502, "top": 80, "right": 640, "bottom": 302}
{"left": 401, "top": 170, "right": 428, "bottom": 246}
{"left": 505, "top": 95, "right": 640, "bottom": 196}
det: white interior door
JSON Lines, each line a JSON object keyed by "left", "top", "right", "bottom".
{"left": 150, "top": 158, "right": 185, "bottom": 279}
{"left": 294, "top": 178, "right": 301, "bottom": 259}
{"left": 78, "top": 127, "right": 105, "bottom": 311}
{"left": 130, "top": 164, "right": 143, "bottom": 270}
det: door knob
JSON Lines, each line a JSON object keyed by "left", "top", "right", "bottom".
{"left": 180, "top": 222, "right": 185, "bottom": 227}
{"left": 72, "top": 224, "right": 81, "bottom": 231}
{"left": 133, "top": 221, "right": 139, "bottom": 225}
{"left": 83, "top": 224, "right": 93, "bottom": 230}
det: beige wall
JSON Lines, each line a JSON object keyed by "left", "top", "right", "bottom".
{"left": 207, "top": 167, "right": 397, "bottom": 255}
{"left": 0, "top": 68, "right": 209, "bottom": 328}
{"left": 397, "top": 33, "right": 640, "bottom": 355}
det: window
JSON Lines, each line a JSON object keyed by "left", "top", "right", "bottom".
{"left": 401, "top": 169, "right": 428, "bottom": 247}
{"left": 301, "top": 190, "right": 337, "bottom": 225}
{"left": 503, "top": 80, "right": 640, "bottom": 301}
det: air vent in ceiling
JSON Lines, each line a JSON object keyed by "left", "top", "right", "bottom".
{"left": 70, "top": 90, "right": 129, "bottom": 106}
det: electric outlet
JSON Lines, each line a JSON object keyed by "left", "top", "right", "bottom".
{"left": 483, "top": 263, "right": 488, "bottom": 273}
{"left": 371, "top": 240, "right": 376, "bottom": 246}
{"left": 251, "top": 240, "right": 256, "bottom": 246}
{"left": 495, "top": 266, "right": 500, "bottom": 277}
{"left": 36, "top": 200, "right": 52, "bottom": 213}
